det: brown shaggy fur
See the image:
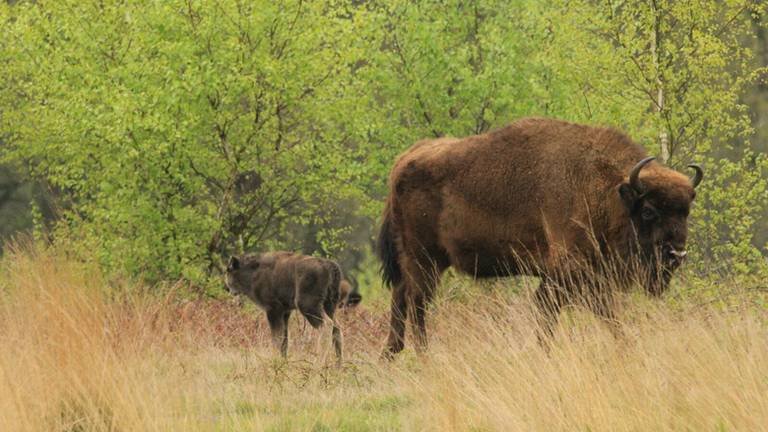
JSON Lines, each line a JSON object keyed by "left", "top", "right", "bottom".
{"left": 378, "top": 117, "right": 700, "bottom": 357}
{"left": 225, "top": 252, "right": 345, "bottom": 363}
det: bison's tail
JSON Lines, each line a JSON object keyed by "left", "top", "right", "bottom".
{"left": 322, "top": 259, "right": 344, "bottom": 316}
{"left": 328, "top": 260, "right": 343, "bottom": 304}
{"left": 377, "top": 205, "right": 402, "bottom": 289}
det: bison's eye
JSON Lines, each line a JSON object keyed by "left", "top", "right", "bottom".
{"left": 641, "top": 208, "right": 657, "bottom": 222}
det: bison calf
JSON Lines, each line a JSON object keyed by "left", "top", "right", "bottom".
{"left": 224, "top": 251, "right": 347, "bottom": 364}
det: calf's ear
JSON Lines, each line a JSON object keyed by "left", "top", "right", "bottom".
{"left": 618, "top": 183, "right": 640, "bottom": 211}
{"left": 227, "top": 256, "right": 240, "bottom": 272}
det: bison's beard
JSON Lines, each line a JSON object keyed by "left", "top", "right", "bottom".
{"left": 641, "top": 251, "right": 681, "bottom": 297}
{"left": 611, "top": 234, "right": 684, "bottom": 296}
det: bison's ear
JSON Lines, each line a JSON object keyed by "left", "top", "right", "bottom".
{"left": 618, "top": 183, "right": 641, "bottom": 211}
{"left": 227, "top": 256, "right": 240, "bottom": 272}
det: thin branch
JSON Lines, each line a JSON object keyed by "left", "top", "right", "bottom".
{"left": 188, "top": 157, "right": 225, "bottom": 192}
{"left": 390, "top": 32, "right": 443, "bottom": 137}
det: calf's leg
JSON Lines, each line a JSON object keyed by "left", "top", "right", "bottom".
{"left": 323, "top": 299, "right": 343, "bottom": 366}
{"left": 267, "top": 308, "right": 289, "bottom": 358}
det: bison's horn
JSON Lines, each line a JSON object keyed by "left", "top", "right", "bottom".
{"left": 628, "top": 156, "right": 656, "bottom": 192}
{"left": 687, "top": 164, "right": 703, "bottom": 188}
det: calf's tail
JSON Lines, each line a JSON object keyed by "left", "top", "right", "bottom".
{"left": 327, "top": 259, "right": 343, "bottom": 306}
{"left": 323, "top": 260, "right": 342, "bottom": 310}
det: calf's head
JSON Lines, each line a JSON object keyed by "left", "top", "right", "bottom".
{"left": 618, "top": 157, "right": 702, "bottom": 295}
{"left": 224, "top": 255, "right": 258, "bottom": 296}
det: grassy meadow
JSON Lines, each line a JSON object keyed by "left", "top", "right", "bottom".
{"left": 1, "top": 245, "right": 766, "bottom": 432}
{"left": 2, "top": 2, "right": 767, "bottom": 431}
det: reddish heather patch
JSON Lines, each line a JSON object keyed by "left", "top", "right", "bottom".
{"left": 146, "top": 299, "right": 391, "bottom": 355}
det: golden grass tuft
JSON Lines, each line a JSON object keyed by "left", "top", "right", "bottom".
{"left": 413, "top": 295, "right": 768, "bottom": 431}
{"left": 0, "top": 246, "right": 765, "bottom": 431}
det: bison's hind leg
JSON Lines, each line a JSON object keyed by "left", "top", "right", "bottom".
{"left": 298, "top": 303, "right": 325, "bottom": 328}
{"left": 296, "top": 272, "right": 326, "bottom": 328}
{"left": 297, "top": 299, "right": 343, "bottom": 366}
{"left": 323, "top": 299, "right": 343, "bottom": 366}
{"left": 382, "top": 255, "right": 447, "bottom": 359}
{"left": 404, "top": 256, "right": 447, "bottom": 355}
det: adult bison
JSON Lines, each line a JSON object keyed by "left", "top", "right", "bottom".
{"left": 377, "top": 117, "right": 702, "bottom": 357}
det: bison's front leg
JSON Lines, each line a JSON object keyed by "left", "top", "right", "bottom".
{"left": 410, "top": 291, "right": 429, "bottom": 354}
{"left": 586, "top": 290, "right": 627, "bottom": 340}
{"left": 383, "top": 283, "right": 408, "bottom": 359}
{"left": 533, "top": 279, "right": 566, "bottom": 345}
{"left": 588, "top": 290, "right": 617, "bottom": 323}
{"left": 267, "top": 308, "right": 290, "bottom": 358}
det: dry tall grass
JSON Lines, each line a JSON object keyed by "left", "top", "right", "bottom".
{"left": 0, "top": 246, "right": 765, "bottom": 431}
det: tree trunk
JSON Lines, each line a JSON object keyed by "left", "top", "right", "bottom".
{"left": 651, "top": 1, "right": 669, "bottom": 163}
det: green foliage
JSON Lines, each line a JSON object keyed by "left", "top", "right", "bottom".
{"left": 529, "top": 0, "right": 768, "bottom": 271}
{"left": 0, "top": 0, "right": 766, "bottom": 287}
{"left": 338, "top": 0, "right": 552, "bottom": 206}
{"left": 1, "top": 0, "right": 371, "bottom": 283}
{"left": 689, "top": 151, "right": 768, "bottom": 275}
{"left": 540, "top": 0, "right": 764, "bottom": 156}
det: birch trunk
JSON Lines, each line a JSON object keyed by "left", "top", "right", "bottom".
{"left": 651, "top": 1, "right": 669, "bottom": 163}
